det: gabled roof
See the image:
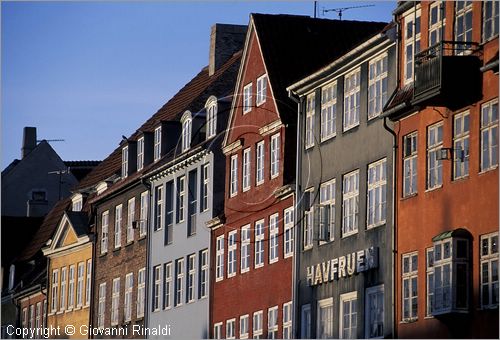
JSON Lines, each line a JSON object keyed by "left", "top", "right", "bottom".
{"left": 16, "top": 198, "right": 71, "bottom": 262}
{"left": 252, "top": 13, "right": 387, "bottom": 124}
{"left": 65, "top": 211, "right": 89, "bottom": 237}
{"left": 76, "top": 50, "right": 243, "bottom": 195}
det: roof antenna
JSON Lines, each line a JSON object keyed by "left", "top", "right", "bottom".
{"left": 322, "top": 4, "right": 375, "bottom": 20}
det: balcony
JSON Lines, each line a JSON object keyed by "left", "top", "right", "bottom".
{"left": 412, "top": 41, "right": 482, "bottom": 110}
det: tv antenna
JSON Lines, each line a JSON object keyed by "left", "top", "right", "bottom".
{"left": 322, "top": 4, "right": 375, "bottom": 20}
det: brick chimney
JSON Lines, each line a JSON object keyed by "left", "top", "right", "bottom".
{"left": 22, "top": 127, "right": 37, "bottom": 158}
{"left": 208, "top": 24, "right": 247, "bottom": 76}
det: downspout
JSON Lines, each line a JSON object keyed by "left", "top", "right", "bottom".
{"left": 288, "top": 89, "right": 301, "bottom": 339}
{"left": 141, "top": 177, "right": 152, "bottom": 338}
{"left": 88, "top": 203, "right": 97, "bottom": 339}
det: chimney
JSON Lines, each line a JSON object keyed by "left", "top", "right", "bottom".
{"left": 209, "top": 24, "right": 247, "bottom": 76}
{"left": 22, "top": 127, "right": 37, "bottom": 158}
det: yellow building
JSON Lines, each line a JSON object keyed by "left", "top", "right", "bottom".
{"left": 42, "top": 209, "right": 93, "bottom": 339}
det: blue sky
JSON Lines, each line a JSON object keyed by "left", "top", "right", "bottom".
{"left": 2, "top": 1, "right": 395, "bottom": 169}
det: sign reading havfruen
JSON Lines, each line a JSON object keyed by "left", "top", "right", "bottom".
{"left": 306, "top": 247, "right": 379, "bottom": 286}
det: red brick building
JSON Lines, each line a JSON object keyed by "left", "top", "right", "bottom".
{"left": 209, "top": 13, "right": 393, "bottom": 339}
{"left": 384, "top": 1, "right": 498, "bottom": 338}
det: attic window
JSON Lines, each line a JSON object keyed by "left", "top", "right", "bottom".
{"left": 206, "top": 99, "right": 218, "bottom": 139}
{"left": 137, "top": 137, "right": 144, "bottom": 171}
{"left": 122, "top": 146, "right": 129, "bottom": 178}
{"left": 72, "top": 199, "right": 83, "bottom": 212}
{"left": 181, "top": 112, "right": 192, "bottom": 152}
{"left": 154, "top": 126, "right": 162, "bottom": 161}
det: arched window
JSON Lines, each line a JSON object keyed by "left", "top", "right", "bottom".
{"left": 181, "top": 111, "right": 192, "bottom": 152}
{"left": 205, "top": 97, "right": 218, "bottom": 139}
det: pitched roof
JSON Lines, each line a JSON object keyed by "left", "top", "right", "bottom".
{"left": 75, "top": 50, "right": 243, "bottom": 192}
{"left": 251, "top": 13, "right": 387, "bottom": 124}
{"left": 16, "top": 198, "right": 71, "bottom": 262}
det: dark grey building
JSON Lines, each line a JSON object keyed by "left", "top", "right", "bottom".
{"left": 288, "top": 24, "right": 397, "bottom": 339}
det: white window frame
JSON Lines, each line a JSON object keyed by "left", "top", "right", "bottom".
{"left": 242, "top": 147, "right": 251, "bottom": 191}
{"left": 240, "top": 314, "right": 249, "bottom": 339}
{"left": 154, "top": 126, "right": 161, "bottom": 161}
{"left": 319, "top": 179, "right": 335, "bottom": 243}
{"left": 111, "top": 277, "right": 120, "bottom": 326}
{"left": 284, "top": 207, "right": 294, "bottom": 258}
{"left": 187, "top": 254, "right": 196, "bottom": 303}
{"left": 137, "top": 268, "right": 145, "bottom": 318}
{"left": 124, "top": 273, "right": 133, "bottom": 322}
{"left": 403, "top": 8, "right": 421, "bottom": 84}
{"left": 483, "top": 0, "right": 499, "bottom": 42}
{"left": 269, "top": 213, "right": 279, "bottom": 264}
{"left": 342, "top": 170, "right": 359, "bottom": 237}
{"left": 455, "top": 1, "right": 473, "bottom": 51}
{"left": 35, "top": 302, "right": 41, "bottom": 329}
{"left": 182, "top": 117, "right": 192, "bottom": 152}
{"left": 122, "top": 146, "right": 128, "bottom": 178}
{"left": 164, "top": 262, "right": 172, "bottom": 309}
{"left": 214, "top": 322, "right": 223, "bottom": 339}
{"left": 139, "top": 191, "right": 148, "bottom": 237}
{"left": 227, "top": 231, "right": 237, "bottom": 277}
{"left": 367, "top": 159, "right": 387, "bottom": 229}
{"left": 268, "top": 306, "right": 278, "bottom": 339}
{"left": 207, "top": 101, "right": 218, "bottom": 139}
{"left": 68, "top": 265, "right": 75, "bottom": 309}
{"left": 155, "top": 185, "right": 163, "bottom": 231}
{"left": 305, "top": 93, "right": 315, "bottom": 149}
{"left": 480, "top": 99, "right": 499, "bottom": 172}
{"left": 76, "top": 262, "right": 84, "bottom": 307}
{"left": 254, "top": 219, "right": 265, "bottom": 268}
{"left": 427, "top": 122, "right": 443, "bottom": 190}
{"left": 114, "top": 204, "right": 122, "bottom": 249}
{"left": 153, "top": 265, "right": 161, "bottom": 311}
{"left": 101, "top": 211, "right": 109, "bottom": 254}
{"left": 60, "top": 267, "right": 67, "bottom": 311}
{"left": 241, "top": 225, "right": 251, "bottom": 273}
{"left": 303, "top": 188, "right": 314, "bottom": 250}
{"left": 343, "top": 68, "right": 361, "bottom": 131}
{"left": 428, "top": 1, "right": 445, "bottom": 47}
{"left": 253, "top": 310, "right": 263, "bottom": 338}
{"left": 175, "top": 258, "right": 184, "bottom": 307}
{"left": 403, "top": 132, "right": 418, "bottom": 196}
{"left": 402, "top": 252, "right": 418, "bottom": 321}
{"left": 137, "top": 137, "right": 144, "bottom": 171}
{"left": 201, "top": 164, "right": 209, "bottom": 211}
{"left": 365, "top": 285, "right": 384, "bottom": 338}
{"left": 230, "top": 155, "right": 238, "bottom": 197}
{"left": 127, "top": 197, "right": 135, "bottom": 243}
{"left": 368, "top": 53, "right": 388, "bottom": 119}
{"left": 29, "top": 304, "right": 34, "bottom": 329}
{"left": 226, "top": 318, "right": 236, "bottom": 339}
{"left": 177, "top": 176, "right": 185, "bottom": 223}
{"left": 321, "top": 81, "right": 337, "bottom": 141}
{"left": 256, "top": 74, "right": 267, "bottom": 106}
{"left": 317, "top": 297, "right": 333, "bottom": 339}
{"left": 339, "top": 291, "right": 358, "bottom": 339}
{"left": 453, "top": 111, "right": 470, "bottom": 180}
{"left": 270, "top": 133, "right": 280, "bottom": 178}
{"left": 85, "top": 259, "right": 91, "bottom": 306}
{"left": 243, "top": 83, "right": 253, "bottom": 114}
{"left": 216, "top": 235, "right": 225, "bottom": 281}
{"left": 256, "top": 141, "right": 265, "bottom": 185}
{"left": 283, "top": 301, "right": 292, "bottom": 339}
{"left": 98, "top": 283, "right": 106, "bottom": 328}
{"left": 426, "top": 247, "right": 435, "bottom": 317}
{"left": 480, "top": 232, "right": 499, "bottom": 308}
{"left": 301, "top": 304, "right": 311, "bottom": 339}
{"left": 199, "top": 249, "right": 209, "bottom": 298}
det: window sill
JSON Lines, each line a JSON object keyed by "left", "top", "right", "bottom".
{"left": 452, "top": 175, "right": 469, "bottom": 183}
{"left": 479, "top": 165, "right": 498, "bottom": 175}
{"left": 138, "top": 234, "right": 147, "bottom": 241}
{"left": 304, "top": 144, "right": 315, "bottom": 151}
{"left": 99, "top": 252, "right": 108, "bottom": 257}
{"left": 303, "top": 246, "right": 313, "bottom": 252}
{"left": 284, "top": 253, "right": 293, "bottom": 259}
{"left": 318, "top": 240, "right": 334, "bottom": 246}
{"left": 343, "top": 124, "right": 360, "bottom": 134}
{"left": 136, "top": 316, "right": 144, "bottom": 321}
{"left": 256, "top": 180, "right": 264, "bottom": 186}
{"left": 399, "top": 318, "right": 418, "bottom": 324}
{"left": 227, "top": 273, "right": 236, "bottom": 278}
{"left": 243, "top": 109, "right": 251, "bottom": 115}
{"left": 269, "top": 258, "right": 279, "bottom": 265}
{"left": 113, "top": 247, "right": 121, "bottom": 252}
{"left": 241, "top": 268, "right": 250, "bottom": 274}
{"left": 126, "top": 241, "right": 134, "bottom": 247}
{"left": 320, "top": 134, "right": 336, "bottom": 144}
{"left": 342, "top": 231, "right": 358, "bottom": 239}
{"left": 153, "top": 228, "right": 163, "bottom": 233}
{"left": 367, "top": 221, "right": 386, "bottom": 230}
{"left": 215, "top": 277, "right": 224, "bottom": 283}
{"left": 425, "top": 185, "right": 442, "bottom": 193}
{"left": 401, "top": 193, "right": 417, "bottom": 201}
{"left": 243, "top": 187, "right": 250, "bottom": 193}
{"left": 74, "top": 306, "right": 82, "bottom": 311}
{"left": 256, "top": 101, "right": 265, "bottom": 107}
{"left": 424, "top": 315, "right": 434, "bottom": 320}
{"left": 480, "top": 35, "right": 499, "bottom": 46}
{"left": 254, "top": 264, "right": 264, "bottom": 269}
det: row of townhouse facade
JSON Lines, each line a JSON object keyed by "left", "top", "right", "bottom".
{"left": 16, "top": 1, "right": 498, "bottom": 339}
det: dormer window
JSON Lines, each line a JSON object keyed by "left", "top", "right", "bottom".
{"left": 181, "top": 112, "right": 192, "bottom": 152}
{"left": 72, "top": 194, "right": 83, "bottom": 212}
{"left": 206, "top": 98, "right": 217, "bottom": 139}
{"left": 137, "top": 137, "right": 144, "bottom": 171}
{"left": 122, "top": 146, "right": 129, "bottom": 178}
{"left": 154, "top": 127, "right": 161, "bottom": 161}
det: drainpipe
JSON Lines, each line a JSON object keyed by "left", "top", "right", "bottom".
{"left": 88, "top": 203, "right": 97, "bottom": 339}
{"left": 288, "top": 89, "right": 301, "bottom": 339}
{"left": 141, "top": 177, "right": 152, "bottom": 338}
